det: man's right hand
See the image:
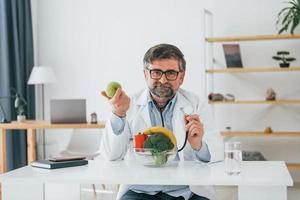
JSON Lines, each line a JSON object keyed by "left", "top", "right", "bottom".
{"left": 101, "top": 88, "right": 130, "bottom": 118}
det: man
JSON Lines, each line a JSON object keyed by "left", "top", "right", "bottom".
{"left": 100, "top": 44, "right": 224, "bottom": 200}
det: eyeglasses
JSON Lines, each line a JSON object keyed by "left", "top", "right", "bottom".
{"left": 146, "top": 67, "right": 181, "bottom": 81}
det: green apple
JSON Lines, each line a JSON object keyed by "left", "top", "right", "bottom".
{"left": 106, "top": 81, "right": 122, "bottom": 98}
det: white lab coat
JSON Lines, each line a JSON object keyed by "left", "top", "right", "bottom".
{"left": 99, "top": 88, "right": 224, "bottom": 200}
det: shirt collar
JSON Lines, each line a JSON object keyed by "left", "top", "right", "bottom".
{"left": 147, "top": 90, "right": 178, "bottom": 111}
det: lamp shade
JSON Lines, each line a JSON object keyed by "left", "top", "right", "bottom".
{"left": 28, "top": 66, "right": 57, "bottom": 85}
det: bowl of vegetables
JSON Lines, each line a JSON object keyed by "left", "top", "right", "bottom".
{"left": 133, "top": 148, "right": 177, "bottom": 167}
{"left": 133, "top": 126, "right": 178, "bottom": 167}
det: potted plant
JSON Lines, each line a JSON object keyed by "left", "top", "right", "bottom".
{"left": 11, "top": 88, "right": 27, "bottom": 122}
{"left": 15, "top": 94, "right": 27, "bottom": 122}
{"left": 272, "top": 51, "right": 296, "bottom": 67}
{"left": 276, "top": 0, "right": 300, "bottom": 34}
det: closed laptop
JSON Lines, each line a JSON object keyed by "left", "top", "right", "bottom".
{"left": 50, "top": 99, "right": 87, "bottom": 124}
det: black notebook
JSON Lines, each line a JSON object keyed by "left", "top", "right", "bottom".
{"left": 31, "top": 159, "right": 88, "bottom": 169}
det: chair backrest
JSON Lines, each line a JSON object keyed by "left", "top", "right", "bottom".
{"left": 65, "top": 128, "right": 102, "bottom": 155}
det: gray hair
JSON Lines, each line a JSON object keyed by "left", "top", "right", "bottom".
{"left": 143, "top": 44, "right": 186, "bottom": 71}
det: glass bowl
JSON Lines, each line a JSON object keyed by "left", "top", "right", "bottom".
{"left": 133, "top": 148, "right": 177, "bottom": 167}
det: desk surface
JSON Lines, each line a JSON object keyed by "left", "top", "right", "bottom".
{"left": 0, "top": 120, "right": 105, "bottom": 129}
{"left": 0, "top": 161, "right": 293, "bottom": 186}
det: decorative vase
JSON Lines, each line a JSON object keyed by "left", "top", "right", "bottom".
{"left": 17, "top": 115, "right": 26, "bottom": 122}
{"left": 280, "top": 63, "right": 290, "bottom": 68}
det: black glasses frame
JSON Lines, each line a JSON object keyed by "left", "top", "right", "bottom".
{"left": 146, "top": 67, "right": 181, "bottom": 81}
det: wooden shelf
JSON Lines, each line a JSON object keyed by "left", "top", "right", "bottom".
{"left": 206, "top": 67, "right": 300, "bottom": 73}
{"left": 209, "top": 100, "right": 300, "bottom": 105}
{"left": 221, "top": 131, "right": 300, "bottom": 137}
{"left": 205, "top": 34, "right": 300, "bottom": 42}
{"left": 287, "top": 163, "right": 300, "bottom": 171}
{"left": 0, "top": 120, "right": 105, "bottom": 129}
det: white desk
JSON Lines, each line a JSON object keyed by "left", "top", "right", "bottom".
{"left": 0, "top": 160, "right": 293, "bottom": 200}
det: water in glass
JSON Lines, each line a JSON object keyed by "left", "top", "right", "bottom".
{"left": 225, "top": 142, "right": 242, "bottom": 175}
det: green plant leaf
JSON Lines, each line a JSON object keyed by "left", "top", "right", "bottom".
{"left": 280, "top": 15, "right": 294, "bottom": 33}
{"left": 278, "top": 7, "right": 292, "bottom": 20}
{"left": 278, "top": 23, "right": 289, "bottom": 34}
{"left": 277, "top": 0, "right": 300, "bottom": 34}
{"left": 278, "top": 28, "right": 286, "bottom": 34}
{"left": 279, "top": 14, "right": 293, "bottom": 33}
{"left": 281, "top": 17, "right": 292, "bottom": 30}
{"left": 288, "top": 0, "right": 298, "bottom": 7}
{"left": 278, "top": 51, "right": 290, "bottom": 55}
{"left": 281, "top": 9, "right": 293, "bottom": 25}
{"left": 272, "top": 56, "right": 282, "bottom": 60}
{"left": 290, "top": 14, "right": 300, "bottom": 34}
{"left": 286, "top": 58, "right": 296, "bottom": 61}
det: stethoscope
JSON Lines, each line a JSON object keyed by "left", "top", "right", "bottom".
{"left": 159, "top": 106, "right": 193, "bottom": 153}
{"left": 177, "top": 106, "right": 193, "bottom": 152}
{"left": 177, "top": 133, "right": 188, "bottom": 152}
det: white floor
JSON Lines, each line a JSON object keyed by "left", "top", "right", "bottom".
{"left": 80, "top": 184, "right": 118, "bottom": 200}
{"left": 288, "top": 183, "right": 300, "bottom": 200}
{"left": 2, "top": 183, "right": 298, "bottom": 200}
{"left": 80, "top": 184, "right": 300, "bottom": 200}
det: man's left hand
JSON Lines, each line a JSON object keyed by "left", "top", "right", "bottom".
{"left": 185, "top": 114, "right": 204, "bottom": 151}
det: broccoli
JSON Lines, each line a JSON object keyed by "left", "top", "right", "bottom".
{"left": 143, "top": 133, "right": 174, "bottom": 166}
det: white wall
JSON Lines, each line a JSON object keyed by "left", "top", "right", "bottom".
{"left": 33, "top": 0, "right": 300, "bottom": 179}
{"left": 33, "top": 0, "right": 213, "bottom": 158}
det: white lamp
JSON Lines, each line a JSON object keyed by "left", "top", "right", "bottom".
{"left": 28, "top": 66, "right": 57, "bottom": 158}
{"left": 28, "top": 66, "right": 56, "bottom": 85}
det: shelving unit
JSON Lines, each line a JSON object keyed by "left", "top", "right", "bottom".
{"left": 206, "top": 66, "right": 300, "bottom": 73}
{"left": 209, "top": 100, "right": 300, "bottom": 105}
{"left": 206, "top": 34, "right": 300, "bottom": 42}
{"left": 287, "top": 163, "right": 300, "bottom": 171}
{"left": 204, "top": 33, "right": 300, "bottom": 171}
{"left": 221, "top": 131, "right": 300, "bottom": 137}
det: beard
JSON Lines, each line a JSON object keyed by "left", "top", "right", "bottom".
{"left": 149, "top": 82, "right": 174, "bottom": 99}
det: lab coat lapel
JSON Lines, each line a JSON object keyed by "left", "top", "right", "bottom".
{"left": 139, "top": 105, "right": 151, "bottom": 128}
{"left": 136, "top": 89, "right": 151, "bottom": 128}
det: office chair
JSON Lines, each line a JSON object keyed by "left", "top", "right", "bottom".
{"left": 59, "top": 128, "right": 104, "bottom": 196}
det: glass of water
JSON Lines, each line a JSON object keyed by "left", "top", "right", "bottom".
{"left": 225, "top": 141, "right": 242, "bottom": 175}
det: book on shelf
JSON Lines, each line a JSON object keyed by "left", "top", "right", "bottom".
{"left": 31, "top": 159, "right": 88, "bottom": 169}
{"left": 223, "top": 44, "right": 243, "bottom": 68}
